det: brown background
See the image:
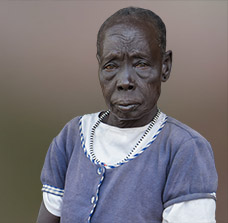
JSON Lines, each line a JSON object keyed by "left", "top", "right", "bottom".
{"left": 0, "top": 1, "right": 227, "bottom": 222}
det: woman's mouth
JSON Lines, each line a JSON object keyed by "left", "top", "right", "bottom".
{"left": 116, "top": 103, "right": 139, "bottom": 112}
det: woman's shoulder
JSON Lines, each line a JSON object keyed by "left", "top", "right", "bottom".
{"left": 59, "top": 111, "right": 100, "bottom": 135}
{"left": 165, "top": 116, "right": 209, "bottom": 143}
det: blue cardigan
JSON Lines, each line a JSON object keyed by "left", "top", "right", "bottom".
{"left": 41, "top": 114, "right": 217, "bottom": 223}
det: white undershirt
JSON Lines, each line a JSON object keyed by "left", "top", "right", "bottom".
{"left": 43, "top": 112, "right": 216, "bottom": 222}
{"left": 81, "top": 111, "right": 167, "bottom": 165}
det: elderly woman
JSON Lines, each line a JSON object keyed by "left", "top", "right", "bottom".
{"left": 37, "top": 7, "right": 218, "bottom": 223}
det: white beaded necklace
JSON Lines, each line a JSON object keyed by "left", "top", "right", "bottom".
{"left": 89, "top": 109, "right": 161, "bottom": 165}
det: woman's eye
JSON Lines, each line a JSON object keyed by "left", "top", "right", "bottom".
{"left": 104, "top": 64, "right": 117, "bottom": 71}
{"left": 135, "top": 62, "right": 149, "bottom": 69}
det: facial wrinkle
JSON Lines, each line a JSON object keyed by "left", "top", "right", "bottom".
{"left": 110, "top": 35, "right": 148, "bottom": 59}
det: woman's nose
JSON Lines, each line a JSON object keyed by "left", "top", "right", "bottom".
{"left": 116, "top": 66, "right": 135, "bottom": 91}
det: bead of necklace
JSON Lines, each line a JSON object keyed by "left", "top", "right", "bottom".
{"left": 89, "top": 109, "right": 161, "bottom": 165}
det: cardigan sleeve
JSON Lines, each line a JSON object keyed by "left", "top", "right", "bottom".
{"left": 40, "top": 116, "right": 80, "bottom": 197}
{"left": 163, "top": 136, "right": 218, "bottom": 208}
{"left": 40, "top": 138, "right": 67, "bottom": 197}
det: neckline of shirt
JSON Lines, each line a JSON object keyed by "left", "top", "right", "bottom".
{"left": 79, "top": 111, "right": 168, "bottom": 168}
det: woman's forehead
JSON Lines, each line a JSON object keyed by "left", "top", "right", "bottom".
{"left": 100, "top": 23, "right": 161, "bottom": 58}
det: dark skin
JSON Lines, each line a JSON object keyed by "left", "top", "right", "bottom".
{"left": 37, "top": 20, "right": 172, "bottom": 222}
{"left": 37, "top": 201, "right": 60, "bottom": 223}
{"left": 98, "top": 22, "right": 172, "bottom": 127}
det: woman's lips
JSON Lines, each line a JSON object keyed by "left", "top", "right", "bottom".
{"left": 115, "top": 103, "right": 139, "bottom": 112}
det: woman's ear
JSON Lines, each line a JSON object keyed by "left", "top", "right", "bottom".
{"left": 96, "top": 54, "right": 101, "bottom": 64}
{"left": 161, "top": 50, "right": 172, "bottom": 82}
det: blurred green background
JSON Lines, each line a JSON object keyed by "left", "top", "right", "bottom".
{"left": 1, "top": 1, "right": 227, "bottom": 222}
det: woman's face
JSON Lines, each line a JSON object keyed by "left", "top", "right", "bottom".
{"left": 98, "top": 22, "right": 171, "bottom": 128}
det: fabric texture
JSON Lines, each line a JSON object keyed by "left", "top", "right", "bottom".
{"left": 162, "top": 198, "right": 216, "bottom": 223}
{"left": 43, "top": 192, "right": 216, "bottom": 222}
{"left": 41, "top": 112, "right": 218, "bottom": 223}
